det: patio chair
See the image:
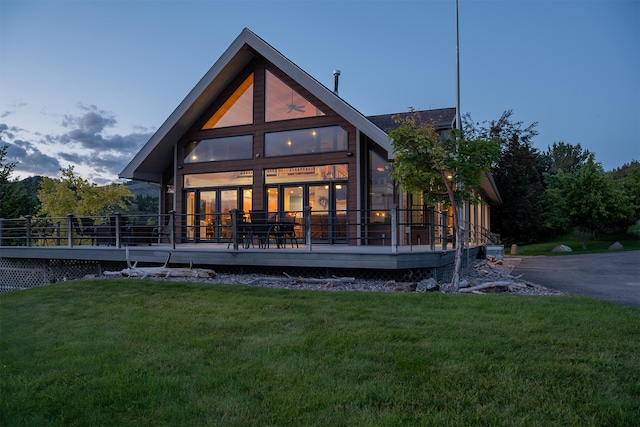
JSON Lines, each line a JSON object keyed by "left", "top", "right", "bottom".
{"left": 276, "top": 212, "right": 298, "bottom": 248}
{"left": 72, "top": 217, "right": 96, "bottom": 245}
{"left": 249, "top": 211, "right": 274, "bottom": 248}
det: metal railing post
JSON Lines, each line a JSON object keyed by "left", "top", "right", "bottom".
{"left": 304, "top": 205, "right": 312, "bottom": 252}
{"left": 67, "top": 214, "right": 74, "bottom": 247}
{"left": 428, "top": 207, "right": 435, "bottom": 251}
{"left": 169, "top": 210, "right": 175, "bottom": 249}
{"left": 0, "top": 218, "right": 4, "bottom": 246}
{"left": 25, "top": 215, "right": 32, "bottom": 247}
{"left": 230, "top": 209, "right": 239, "bottom": 250}
{"left": 115, "top": 212, "right": 122, "bottom": 248}
{"left": 390, "top": 205, "right": 398, "bottom": 253}
{"left": 440, "top": 210, "right": 447, "bottom": 251}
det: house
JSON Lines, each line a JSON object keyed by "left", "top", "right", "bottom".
{"left": 120, "top": 28, "right": 500, "bottom": 247}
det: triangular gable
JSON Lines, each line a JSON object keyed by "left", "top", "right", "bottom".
{"left": 120, "top": 28, "right": 391, "bottom": 182}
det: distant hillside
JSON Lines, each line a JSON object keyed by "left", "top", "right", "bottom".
{"left": 124, "top": 180, "right": 161, "bottom": 198}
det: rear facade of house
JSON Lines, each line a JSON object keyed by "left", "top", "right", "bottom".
{"left": 120, "top": 28, "right": 500, "bottom": 247}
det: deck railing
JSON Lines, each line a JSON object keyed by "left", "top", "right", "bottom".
{"left": 0, "top": 207, "right": 496, "bottom": 251}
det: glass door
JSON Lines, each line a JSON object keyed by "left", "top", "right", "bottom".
{"left": 333, "top": 183, "right": 347, "bottom": 242}
{"left": 184, "top": 188, "right": 250, "bottom": 242}
{"left": 200, "top": 191, "right": 216, "bottom": 241}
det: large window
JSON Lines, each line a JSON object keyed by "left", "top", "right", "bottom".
{"left": 369, "top": 150, "right": 392, "bottom": 222}
{"left": 265, "top": 164, "right": 348, "bottom": 184}
{"left": 201, "top": 73, "right": 254, "bottom": 129}
{"left": 184, "top": 135, "right": 252, "bottom": 163}
{"left": 265, "top": 70, "right": 324, "bottom": 122}
{"left": 264, "top": 126, "right": 347, "bottom": 157}
{"left": 184, "top": 170, "right": 253, "bottom": 188}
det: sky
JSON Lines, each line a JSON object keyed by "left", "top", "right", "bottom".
{"left": 1, "top": 0, "right": 638, "bottom": 185}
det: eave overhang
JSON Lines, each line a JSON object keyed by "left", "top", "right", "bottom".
{"left": 480, "top": 172, "right": 502, "bottom": 205}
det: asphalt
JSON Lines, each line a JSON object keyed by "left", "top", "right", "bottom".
{"left": 512, "top": 251, "right": 640, "bottom": 309}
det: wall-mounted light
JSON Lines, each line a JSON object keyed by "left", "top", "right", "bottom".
{"left": 255, "top": 153, "right": 260, "bottom": 157}
{"left": 346, "top": 151, "right": 354, "bottom": 157}
{"left": 177, "top": 165, "right": 184, "bottom": 169}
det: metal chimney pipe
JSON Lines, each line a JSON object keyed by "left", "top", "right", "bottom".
{"left": 333, "top": 70, "right": 341, "bottom": 95}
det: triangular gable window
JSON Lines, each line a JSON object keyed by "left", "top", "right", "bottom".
{"left": 202, "top": 73, "right": 254, "bottom": 129}
{"left": 265, "top": 70, "right": 325, "bottom": 122}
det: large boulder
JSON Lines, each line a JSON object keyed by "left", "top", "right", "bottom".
{"left": 551, "top": 244, "right": 572, "bottom": 252}
{"left": 609, "top": 241, "right": 624, "bottom": 250}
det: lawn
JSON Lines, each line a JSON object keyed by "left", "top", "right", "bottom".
{"left": 1, "top": 280, "right": 639, "bottom": 426}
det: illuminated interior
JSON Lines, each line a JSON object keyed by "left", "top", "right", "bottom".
{"left": 184, "top": 170, "right": 253, "bottom": 188}
{"left": 202, "top": 73, "right": 254, "bottom": 129}
{"left": 264, "top": 164, "right": 348, "bottom": 184}
{"left": 265, "top": 70, "right": 324, "bottom": 122}
{"left": 264, "top": 126, "right": 347, "bottom": 157}
{"left": 184, "top": 135, "right": 253, "bottom": 163}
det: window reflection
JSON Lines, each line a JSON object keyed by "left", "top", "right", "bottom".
{"left": 184, "top": 135, "right": 252, "bottom": 163}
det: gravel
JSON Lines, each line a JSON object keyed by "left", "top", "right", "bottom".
{"left": 128, "top": 257, "right": 567, "bottom": 296}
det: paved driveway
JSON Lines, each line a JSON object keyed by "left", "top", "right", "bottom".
{"left": 512, "top": 251, "right": 640, "bottom": 309}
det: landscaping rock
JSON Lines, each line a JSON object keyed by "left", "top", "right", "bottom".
{"left": 551, "top": 244, "right": 572, "bottom": 252}
{"left": 416, "top": 278, "right": 440, "bottom": 292}
{"left": 609, "top": 241, "right": 624, "bottom": 251}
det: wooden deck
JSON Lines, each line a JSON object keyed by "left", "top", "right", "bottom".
{"left": 0, "top": 242, "right": 482, "bottom": 271}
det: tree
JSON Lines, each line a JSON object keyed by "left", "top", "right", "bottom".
{"left": 37, "top": 166, "right": 133, "bottom": 218}
{"left": 610, "top": 161, "right": 640, "bottom": 223}
{"left": 389, "top": 111, "right": 500, "bottom": 291}
{"left": 545, "top": 141, "right": 591, "bottom": 175}
{"left": 543, "top": 155, "right": 632, "bottom": 249}
{"left": 0, "top": 144, "right": 32, "bottom": 218}
{"left": 465, "top": 110, "right": 548, "bottom": 244}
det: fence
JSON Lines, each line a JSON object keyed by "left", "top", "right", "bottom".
{"left": 0, "top": 207, "right": 496, "bottom": 251}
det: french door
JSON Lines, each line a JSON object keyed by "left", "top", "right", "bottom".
{"left": 185, "top": 188, "right": 252, "bottom": 242}
{"left": 267, "top": 182, "right": 347, "bottom": 243}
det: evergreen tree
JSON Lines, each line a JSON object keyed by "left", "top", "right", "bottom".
{"left": 0, "top": 145, "right": 32, "bottom": 218}
{"left": 464, "top": 111, "right": 547, "bottom": 244}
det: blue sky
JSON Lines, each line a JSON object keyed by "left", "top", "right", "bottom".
{"left": 1, "top": 0, "right": 638, "bottom": 184}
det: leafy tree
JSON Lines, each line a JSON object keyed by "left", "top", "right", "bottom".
{"left": 37, "top": 166, "right": 133, "bottom": 218}
{"left": 464, "top": 110, "right": 548, "bottom": 244}
{"left": 0, "top": 144, "right": 32, "bottom": 218}
{"left": 610, "top": 161, "right": 640, "bottom": 222}
{"left": 543, "top": 155, "right": 632, "bottom": 249}
{"left": 389, "top": 111, "right": 500, "bottom": 290}
{"left": 545, "top": 141, "right": 591, "bottom": 175}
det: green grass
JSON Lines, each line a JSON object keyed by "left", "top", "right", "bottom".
{"left": 1, "top": 280, "right": 639, "bottom": 426}
{"left": 518, "top": 228, "right": 640, "bottom": 256}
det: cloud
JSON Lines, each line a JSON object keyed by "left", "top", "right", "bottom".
{"left": 0, "top": 134, "right": 62, "bottom": 177}
{"left": 1, "top": 104, "right": 153, "bottom": 183}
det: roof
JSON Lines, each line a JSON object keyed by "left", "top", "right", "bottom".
{"left": 119, "top": 28, "right": 391, "bottom": 182}
{"left": 367, "top": 108, "right": 457, "bottom": 133}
